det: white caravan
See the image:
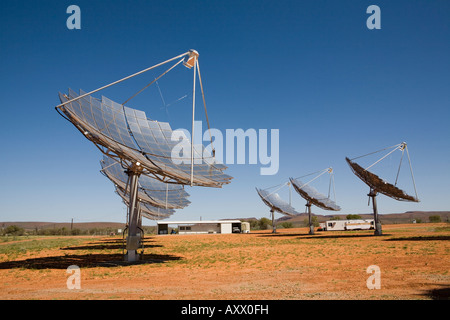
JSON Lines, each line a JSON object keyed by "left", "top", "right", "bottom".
{"left": 320, "top": 219, "right": 375, "bottom": 231}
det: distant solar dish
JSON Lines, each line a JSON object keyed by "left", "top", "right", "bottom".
{"left": 256, "top": 188, "right": 300, "bottom": 216}
{"left": 290, "top": 168, "right": 340, "bottom": 234}
{"left": 346, "top": 142, "right": 419, "bottom": 235}
{"left": 256, "top": 185, "right": 301, "bottom": 233}
{"left": 55, "top": 50, "right": 232, "bottom": 261}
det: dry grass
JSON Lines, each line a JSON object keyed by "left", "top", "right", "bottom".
{"left": 0, "top": 223, "right": 448, "bottom": 300}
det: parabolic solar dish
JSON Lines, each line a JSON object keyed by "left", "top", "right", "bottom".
{"left": 256, "top": 188, "right": 300, "bottom": 216}
{"left": 56, "top": 50, "right": 232, "bottom": 262}
{"left": 101, "top": 156, "right": 190, "bottom": 209}
{"left": 345, "top": 157, "right": 419, "bottom": 202}
{"left": 289, "top": 178, "right": 341, "bottom": 211}
{"left": 57, "top": 89, "right": 231, "bottom": 188}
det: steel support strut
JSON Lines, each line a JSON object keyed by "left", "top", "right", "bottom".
{"left": 271, "top": 209, "right": 276, "bottom": 233}
{"left": 306, "top": 202, "right": 314, "bottom": 235}
{"left": 369, "top": 189, "right": 382, "bottom": 236}
{"left": 125, "top": 166, "right": 142, "bottom": 261}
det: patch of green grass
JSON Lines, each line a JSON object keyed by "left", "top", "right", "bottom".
{"left": 0, "top": 237, "right": 96, "bottom": 260}
{"left": 0, "top": 235, "right": 43, "bottom": 243}
{"left": 431, "top": 226, "right": 450, "bottom": 232}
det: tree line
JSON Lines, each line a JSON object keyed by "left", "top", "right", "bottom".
{"left": 0, "top": 225, "right": 130, "bottom": 236}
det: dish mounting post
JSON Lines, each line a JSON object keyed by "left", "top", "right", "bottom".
{"left": 125, "top": 163, "right": 142, "bottom": 262}
{"left": 368, "top": 189, "right": 382, "bottom": 236}
{"left": 306, "top": 201, "right": 314, "bottom": 235}
{"left": 185, "top": 50, "right": 200, "bottom": 187}
{"left": 270, "top": 208, "right": 276, "bottom": 233}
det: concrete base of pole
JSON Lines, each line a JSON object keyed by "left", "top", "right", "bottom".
{"left": 126, "top": 250, "right": 138, "bottom": 262}
{"left": 125, "top": 235, "right": 141, "bottom": 262}
{"left": 374, "top": 222, "right": 383, "bottom": 236}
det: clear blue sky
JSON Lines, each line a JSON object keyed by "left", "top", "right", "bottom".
{"left": 1, "top": 0, "right": 449, "bottom": 224}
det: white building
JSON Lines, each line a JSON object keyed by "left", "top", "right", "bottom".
{"left": 156, "top": 220, "right": 249, "bottom": 235}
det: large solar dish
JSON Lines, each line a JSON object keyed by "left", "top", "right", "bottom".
{"left": 345, "top": 157, "right": 418, "bottom": 202}
{"left": 58, "top": 89, "right": 231, "bottom": 188}
{"left": 55, "top": 50, "right": 232, "bottom": 262}
{"left": 345, "top": 142, "right": 419, "bottom": 236}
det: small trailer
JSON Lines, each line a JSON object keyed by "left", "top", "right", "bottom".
{"left": 320, "top": 219, "right": 375, "bottom": 231}
{"left": 240, "top": 222, "right": 250, "bottom": 233}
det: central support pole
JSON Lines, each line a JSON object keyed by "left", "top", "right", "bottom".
{"left": 271, "top": 209, "right": 276, "bottom": 233}
{"left": 368, "top": 189, "right": 382, "bottom": 236}
{"left": 306, "top": 202, "right": 314, "bottom": 235}
{"left": 125, "top": 165, "right": 142, "bottom": 262}
{"left": 190, "top": 56, "right": 197, "bottom": 186}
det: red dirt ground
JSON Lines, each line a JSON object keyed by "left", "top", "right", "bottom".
{"left": 0, "top": 223, "right": 448, "bottom": 300}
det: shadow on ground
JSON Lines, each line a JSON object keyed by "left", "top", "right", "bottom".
{"left": 0, "top": 237, "right": 181, "bottom": 269}
{"left": 422, "top": 285, "right": 450, "bottom": 300}
{"left": 258, "top": 233, "right": 392, "bottom": 239}
{"left": 385, "top": 236, "right": 450, "bottom": 241}
{"left": 0, "top": 253, "right": 182, "bottom": 269}
{"left": 60, "top": 238, "right": 162, "bottom": 251}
